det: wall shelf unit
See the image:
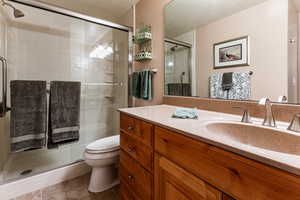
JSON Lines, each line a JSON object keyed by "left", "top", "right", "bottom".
{"left": 134, "top": 24, "right": 152, "bottom": 62}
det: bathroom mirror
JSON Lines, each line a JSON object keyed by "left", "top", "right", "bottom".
{"left": 164, "top": 0, "right": 300, "bottom": 104}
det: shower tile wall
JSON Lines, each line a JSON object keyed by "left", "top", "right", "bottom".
{"left": 0, "top": 2, "right": 128, "bottom": 184}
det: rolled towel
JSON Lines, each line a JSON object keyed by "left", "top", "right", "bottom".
{"left": 10, "top": 80, "right": 47, "bottom": 152}
{"left": 172, "top": 107, "right": 198, "bottom": 119}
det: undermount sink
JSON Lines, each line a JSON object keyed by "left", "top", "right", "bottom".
{"left": 203, "top": 121, "right": 300, "bottom": 155}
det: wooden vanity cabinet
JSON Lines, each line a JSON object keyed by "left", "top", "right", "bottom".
{"left": 154, "top": 126, "right": 300, "bottom": 200}
{"left": 120, "top": 113, "right": 300, "bottom": 200}
{"left": 119, "top": 114, "right": 154, "bottom": 200}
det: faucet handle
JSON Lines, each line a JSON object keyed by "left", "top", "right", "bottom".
{"left": 258, "top": 97, "right": 276, "bottom": 127}
{"left": 259, "top": 97, "right": 271, "bottom": 105}
{"left": 287, "top": 113, "right": 300, "bottom": 133}
{"left": 278, "top": 96, "right": 288, "bottom": 103}
{"left": 232, "top": 106, "right": 252, "bottom": 123}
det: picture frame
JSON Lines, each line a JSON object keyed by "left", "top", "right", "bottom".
{"left": 213, "top": 36, "right": 250, "bottom": 69}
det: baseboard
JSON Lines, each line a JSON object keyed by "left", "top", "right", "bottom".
{"left": 0, "top": 161, "right": 91, "bottom": 199}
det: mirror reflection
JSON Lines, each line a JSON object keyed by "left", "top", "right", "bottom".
{"left": 164, "top": 0, "right": 300, "bottom": 103}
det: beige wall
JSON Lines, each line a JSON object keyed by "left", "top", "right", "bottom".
{"left": 197, "top": 0, "right": 289, "bottom": 102}
{"left": 133, "top": 0, "right": 171, "bottom": 106}
{"left": 298, "top": 13, "right": 300, "bottom": 102}
{"left": 118, "top": 8, "right": 134, "bottom": 28}
{"left": 288, "top": 0, "right": 299, "bottom": 103}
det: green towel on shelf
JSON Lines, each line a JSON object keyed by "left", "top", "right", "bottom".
{"left": 172, "top": 107, "right": 198, "bottom": 119}
{"left": 132, "top": 72, "right": 141, "bottom": 98}
{"left": 141, "top": 70, "right": 152, "bottom": 100}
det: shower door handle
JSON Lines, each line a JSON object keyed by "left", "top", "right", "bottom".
{"left": 0, "top": 56, "right": 8, "bottom": 118}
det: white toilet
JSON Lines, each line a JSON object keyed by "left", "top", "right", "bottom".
{"left": 84, "top": 135, "right": 120, "bottom": 193}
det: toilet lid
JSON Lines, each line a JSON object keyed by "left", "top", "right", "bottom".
{"left": 86, "top": 135, "right": 120, "bottom": 153}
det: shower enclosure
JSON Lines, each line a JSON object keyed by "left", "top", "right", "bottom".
{"left": 0, "top": 0, "right": 130, "bottom": 184}
{"left": 164, "top": 39, "right": 192, "bottom": 96}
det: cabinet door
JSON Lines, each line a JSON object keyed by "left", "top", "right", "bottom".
{"left": 120, "top": 180, "right": 141, "bottom": 200}
{"left": 120, "top": 151, "right": 152, "bottom": 200}
{"left": 222, "top": 194, "right": 236, "bottom": 200}
{"left": 155, "top": 155, "right": 222, "bottom": 200}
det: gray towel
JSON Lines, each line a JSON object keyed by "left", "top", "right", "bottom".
{"left": 10, "top": 80, "right": 47, "bottom": 152}
{"left": 141, "top": 70, "right": 152, "bottom": 100}
{"left": 132, "top": 72, "right": 141, "bottom": 98}
{"left": 210, "top": 72, "right": 251, "bottom": 100}
{"left": 209, "top": 74, "right": 227, "bottom": 99}
{"left": 48, "top": 81, "right": 81, "bottom": 147}
{"left": 222, "top": 72, "right": 233, "bottom": 91}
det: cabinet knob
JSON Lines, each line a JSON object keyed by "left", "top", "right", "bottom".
{"left": 128, "top": 175, "right": 134, "bottom": 180}
{"left": 128, "top": 147, "right": 135, "bottom": 152}
{"left": 127, "top": 126, "right": 134, "bottom": 131}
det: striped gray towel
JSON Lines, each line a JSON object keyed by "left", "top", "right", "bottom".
{"left": 48, "top": 81, "right": 81, "bottom": 147}
{"left": 10, "top": 80, "right": 47, "bottom": 152}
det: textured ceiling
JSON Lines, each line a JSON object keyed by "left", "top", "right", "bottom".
{"left": 165, "top": 0, "right": 270, "bottom": 38}
{"left": 35, "top": 0, "right": 139, "bottom": 23}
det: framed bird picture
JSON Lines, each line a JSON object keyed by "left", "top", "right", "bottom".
{"left": 214, "top": 36, "right": 250, "bottom": 69}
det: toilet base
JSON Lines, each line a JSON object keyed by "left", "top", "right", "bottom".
{"left": 88, "top": 164, "right": 119, "bottom": 193}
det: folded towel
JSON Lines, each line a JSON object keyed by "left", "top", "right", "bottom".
{"left": 172, "top": 107, "right": 198, "bottom": 119}
{"left": 209, "top": 73, "right": 227, "bottom": 99}
{"left": 222, "top": 72, "right": 233, "bottom": 91}
{"left": 141, "top": 70, "right": 152, "bottom": 100}
{"left": 132, "top": 72, "right": 141, "bottom": 98}
{"left": 48, "top": 81, "right": 81, "bottom": 147}
{"left": 228, "top": 72, "right": 251, "bottom": 100}
{"left": 10, "top": 80, "right": 47, "bottom": 152}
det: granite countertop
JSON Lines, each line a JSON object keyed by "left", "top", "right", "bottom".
{"left": 118, "top": 104, "right": 300, "bottom": 176}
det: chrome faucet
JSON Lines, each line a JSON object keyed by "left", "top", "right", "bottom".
{"left": 233, "top": 106, "right": 252, "bottom": 123}
{"left": 287, "top": 113, "right": 300, "bottom": 133}
{"left": 278, "top": 96, "right": 288, "bottom": 103}
{"left": 258, "top": 98, "right": 276, "bottom": 127}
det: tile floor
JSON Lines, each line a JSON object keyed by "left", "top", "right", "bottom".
{"left": 12, "top": 173, "right": 119, "bottom": 200}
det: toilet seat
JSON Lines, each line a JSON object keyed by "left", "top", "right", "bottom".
{"left": 86, "top": 135, "right": 120, "bottom": 154}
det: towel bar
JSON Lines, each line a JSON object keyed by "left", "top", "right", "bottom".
{"left": 45, "top": 82, "right": 123, "bottom": 86}
{"left": 0, "top": 60, "right": 123, "bottom": 118}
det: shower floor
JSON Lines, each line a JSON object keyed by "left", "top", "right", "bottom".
{"left": 2, "top": 144, "right": 86, "bottom": 183}
{"left": 1, "top": 131, "right": 119, "bottom": 184}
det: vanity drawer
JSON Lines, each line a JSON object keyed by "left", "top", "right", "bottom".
{"left": 155, "top": 126, "right": 300, "bottom": 200}
{"left": 120, "top": 131, "right": 153, "bottom": 172}
{"left": 120, "top": 150, "right": 153, "bottom": 200}
{"left": 120, "top": 113, "right": 153, "bottom": 147}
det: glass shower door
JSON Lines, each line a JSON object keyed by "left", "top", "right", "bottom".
{"left": 0, "top": 1, "right": 128, "bottom": 184}
{"left": 164, "top": 41, "right": 192, "bottom": 96}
